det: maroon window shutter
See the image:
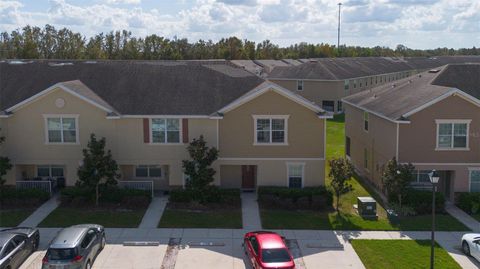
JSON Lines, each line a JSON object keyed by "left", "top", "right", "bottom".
{"left": 182, "top": 119, "right": 189, "bottom": 143}
{"left": 143, "top": 118, "right": 150, "bottom": 143}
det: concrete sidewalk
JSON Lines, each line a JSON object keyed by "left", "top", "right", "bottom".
{"left": 241, "top": 192, "right": 262, "bottom": 230}
{"left": 19, "top": 193, "right": 60, "bottom": 227}
{"left": 446, "top": 203, "right": 480, "bottom": 232}
{"left": 138, "top": 195, "right": 168, "bottom": 228}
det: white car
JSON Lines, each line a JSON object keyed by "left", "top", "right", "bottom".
{"left": 462, "top": 233, "right": 480, "bottom": 261}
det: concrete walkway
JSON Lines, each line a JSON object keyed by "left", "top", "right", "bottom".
{"left": 446, "top": 203, "right": 480, "bottom": 232}
{"left": 138, "top": 195, "right": 168, "bottom": 228}
{"left": 19, "top": 193, "right": 60, "bottom": 227}
{"left": 241, "top": 192, "right": 262, "bottom": 230}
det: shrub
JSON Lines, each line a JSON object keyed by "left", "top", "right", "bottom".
{"left": 60, "top": 186, "right": 151, "bottom": 208}
{"left": 258, "top": 186, "right": 333, "bottom": 210}
{"left": 456, "top": 192, "right": 480, "bottom": 214}
{"left": 168, "top": 187, "right": 240, "bottom": 206}
{"left": 0, "top": 186, "right": 50, "bottom": 207}
{"left": 403, "top": 189, "right": 445, "bottom": 214}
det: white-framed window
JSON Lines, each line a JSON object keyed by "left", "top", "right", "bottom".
{"left": 435, "top": 120, "right": 470, "bottom": 150}
{"left": 287, "top": 163, "right": 304, "bottom": 188}
{"left": 344, "top": 80, "right": 349, "bottom": 90}
{"left": 363, "top": 112, "right": 369, "bottom": 132}
{"left": 353, "top": 79, "right": 357, "bottom": 88}
{"left": 37, "top": 165, "right": 64, "bottom": 178}
{"left": 412, "top": 170, "right": 431, "bottom": 183}
{"left": 296, "top": 80, "right": 304, "bottom": 91}
{"left": 44, "top": 115, "right": 79, "bottom": 144}
{"left": 253, "top": 115, "right": 288, "bottom": 145}
{"left": 151, "top": 118, "right": 181, "bottom": 144}
{"left": 135, "top": 165, "right": 162, "bottom": 178}
{"left": 470, "top": 168, "right": 480, "bottom": 192}
{"left": 337, "top": 101, "right": 343, "bottom": 112}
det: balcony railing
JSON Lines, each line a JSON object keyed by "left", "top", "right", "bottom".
{"left": 117, "top": 180, "right": 154, "bottom": 198}
{"left": 16, "top": 180, "right": 53, "bottom": 196}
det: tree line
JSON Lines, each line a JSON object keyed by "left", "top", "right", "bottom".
{"left": 1, "top": 25, "right": 479, "bottom": 60}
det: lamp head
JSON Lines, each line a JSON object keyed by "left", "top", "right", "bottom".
{"left": 429, "top": 169, "right": 440, "bottom": 184}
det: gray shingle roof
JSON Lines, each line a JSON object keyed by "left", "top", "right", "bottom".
{"left": 342, "top": 64, "right": 480, "bottom": 121}
{"left": 268, "top": 56, "right": 480, "bottom": 80}
{"left": 0, "top": 60, "right": 264, "bottom": 115}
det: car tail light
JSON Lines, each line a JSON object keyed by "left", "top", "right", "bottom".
{"left": 72, "top": 255, "right": 83, "bottom": 262}
{"left": 42, "top": 256, "right": 48, "bottom": 264}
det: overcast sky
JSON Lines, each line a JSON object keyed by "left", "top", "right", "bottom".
{"left": 1, "top": 0, "right": 479, "bottom": 49}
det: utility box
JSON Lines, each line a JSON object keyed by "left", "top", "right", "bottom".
{"left": 357, "top": 197, "right": 377, "bottom": 219}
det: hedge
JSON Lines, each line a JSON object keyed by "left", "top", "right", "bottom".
{"left": 257, "top": 186, "right": 333, "bottom": 210}
{"left": 0, "top": 186, "right": 50, "bottom": 207}
{"left": 169, "top": 187, "right": 241, "bottom": 206}
{"left": 456, "top": 192, "right": 480, "bottom": 215}
{"left": 60, "top": 186, "right": 151, "bottom": 208}
{"left": 402, "top": 189, "right": 445, "bottom": 214}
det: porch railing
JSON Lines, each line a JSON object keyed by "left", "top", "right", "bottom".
{"left": 16, "top": 181, "right": 53, "bottom": 196}
{"left": 118, "top": 180, "right": 154, "bottom": 198}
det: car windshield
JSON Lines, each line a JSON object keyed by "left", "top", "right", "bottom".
{"left": 47, "top": 248, "right": 76, "bottom": 260}
{"left": 261, "top": 248, "right": 291, "bottom": 263}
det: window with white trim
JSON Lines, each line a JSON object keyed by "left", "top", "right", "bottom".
{"left": 135, "top": 165, "right": 162, "bottom": 178}
{"left": 288, "top": 163, "right": 304, "bottom": 188}
{"left": 46, "top": 116, "right": 78, "bottom": 143}
{"left": 436, "top": 121, "right": 469, "bottom": 149}
{"left": 363, "top": 112, "right": 369, "bottom": 131}
{"left": 412, "top": 170, "right": 431, "bottom": 183}
{"left": 37, "top": 165, "right": 64, "bottom": 178}
{"left": 151, "top": 119, "right": 180, "bottom": 143}
{"left": 254, "top": 116, "right": 287, "bottom": 144}
{"left": 297, "top": 80, "right": 304, "bottom": 91}
{"left": 470, "top": 169, "right": 480, "bottom": 192}
{"left": 344, "top": 80, "right": 349, "bottom": 90}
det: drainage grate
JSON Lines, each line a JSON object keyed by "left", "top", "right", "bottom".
{"left": 286, "top": 239, "right": 307, "bottom": 269}
{"left": 160, "top": 238, "right": 181, "bottom": 269}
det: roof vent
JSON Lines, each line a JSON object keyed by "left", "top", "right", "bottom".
{"left": 373, "top": 94, "right": 377, "bottom": 98}
{"left": 418, "top": 74, "right": 422, "bottom": 78}
{"left": 408, "top": 80, "right": 412, "bottom": 83}
{"left": 391, "top": 84, "right": 396, "bottom": 88}
{"left": 428, "top": 69, "right": 440, "bottom": 73}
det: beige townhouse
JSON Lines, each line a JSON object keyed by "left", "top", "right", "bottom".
{"left": 267, "top": 56, "right": 480, "bottom": 114}
{"left": 342, "top": 63, "right": 480, "bottom": 201}
{"left": 0, "top": 60, "right": 330, "bottom": 191}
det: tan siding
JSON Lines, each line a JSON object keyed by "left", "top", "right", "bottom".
{"left": 219, "top": 90, "right": 325, "bottom": 158}
{"left": 220, "top": 165, "right": 242, "bottom": 188}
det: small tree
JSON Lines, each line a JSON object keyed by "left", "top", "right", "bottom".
{"left": 182, "top": 135, "right": 219, "bottom": 194}
{"left": 329, "top": 158, "right": 354, "bottom": 212}
{"left": 0, "top": 133, "right": 12, "bottom": 188}
{"left": 382, "top": 157, "right": 415, "bottom": 207}
{"left": 77, "top": 134, "right": 119, "bottom": 206}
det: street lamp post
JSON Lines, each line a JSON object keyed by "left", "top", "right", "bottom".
{"left": 428, "top": 169, "right": 440, "bottom": 269}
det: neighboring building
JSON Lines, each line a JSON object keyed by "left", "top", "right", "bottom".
{"left": 0, "top": 60, "right": 330, "bottom": 190}
{"left": 268, "top": 56, "right": 480, "bottom": 113}
{"left": 342, "top": 63, "right": 480, "bottom": 201}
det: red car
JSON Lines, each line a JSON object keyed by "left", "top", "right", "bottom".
{"left": 243, "top": 231, "right": 295, "bottom": 269}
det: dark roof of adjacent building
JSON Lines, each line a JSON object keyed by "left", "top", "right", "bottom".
{"left": 0, "top": 60, "right": 265, "bottom": 115}
{"left": 268, "top": 56, "right": 480, "bottom": 80}
{"left": 342, "top": 64, "right": 480, "bottom": 121}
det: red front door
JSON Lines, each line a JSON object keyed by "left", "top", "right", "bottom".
{"left": 242, "top": 165, "right": 255, "bottom": 189}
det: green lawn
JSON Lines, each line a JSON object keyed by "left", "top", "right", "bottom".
{"left": 0, "top": 209, "right": 35, "bottom": 227}
{"left": 158, "top": 208, "right": 242, "bottom": 228}
{"left": 38, "top": 207, "right": 147, "bottom": 228}
{"left": 260, "top": 114, "right": 469, "bottom": 231}
{"left": 351, "top": 240, "right": 461, "bottom": 269}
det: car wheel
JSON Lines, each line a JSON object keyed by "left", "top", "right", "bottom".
{"left": 463, "top": 241, "right": 471, "bottom": 256}
{"left": 85, "top": 260, "right": 92, "bottom": 269}
{"left": 100, "top": 235, "right": 106, "bottom": 250}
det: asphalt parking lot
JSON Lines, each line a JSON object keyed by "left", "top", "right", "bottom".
{"left": 19, "top": 228, "right": 366, "bottom": 269}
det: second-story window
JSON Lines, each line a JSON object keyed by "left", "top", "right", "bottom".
{"left": 363, "top": 112, "right": 369, "bottom": 132}
{"left": 254, "top": 116, "right": 288, "bottom": 145}
{"left": 297, "top": 80, "right": 304, "bottom": 91}
{"left": 436, "top": 120, "right": 469, "bottom": 150}
{"left": 344, "top": 80, "right": 349, "bottom": 90}
{"left": 151, "top": 118, "right": 180, "bottom": 143}
{"left": 45, "top": 115, "right": 78, "bottom": 144}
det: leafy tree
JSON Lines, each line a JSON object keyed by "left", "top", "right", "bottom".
{"left": 382, "top": 158, "right": 415, "bottom": 207}
{"left": 182, "top": 135, "right": 219, "bottom": 194}
{"left": 0, "top": 133, "right": 12, "bottom": 188}
{"left": 329, "top": 158, "right": 354, "bottom": 212}
{"left": 77, "top": 134, "right": 119, "bottom": 206}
